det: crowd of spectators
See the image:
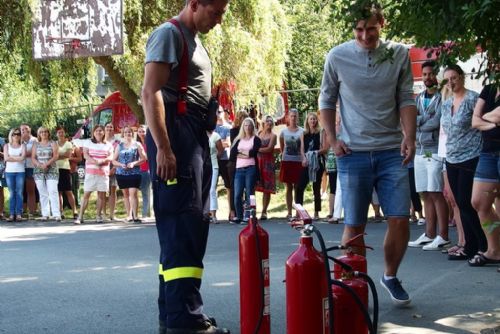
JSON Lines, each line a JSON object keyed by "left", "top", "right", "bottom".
{"left": 0, "top": 68, "right": 498, "bottom": 276}
{"left": 0, "top": 123, "right": 152, "bottom": 224}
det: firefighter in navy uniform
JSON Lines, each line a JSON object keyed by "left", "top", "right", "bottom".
{"left": 142, "top": 1, "right": 230, "bottom": 333}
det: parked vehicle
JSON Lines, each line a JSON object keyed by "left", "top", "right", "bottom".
{"left": 73, "top": 91, "right": 139, "bottom": 144}
{"left": 72, "top": 91, "right": 140, "bottom": 181}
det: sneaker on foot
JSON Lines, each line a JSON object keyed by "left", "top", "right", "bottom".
{"left": 74, "top": 218, "right": 82, "bottom": 225}
{"left": 408, "top": 233, "right": 434, "bottom": 247}
{"left": 380, "top": 276, "right": 411, "bottom": 306}
{"left": 422, "top": 235, "right": 451, "bottom": 251}
{"left": 417, "top": 218, "right": 426, "bottom": 225}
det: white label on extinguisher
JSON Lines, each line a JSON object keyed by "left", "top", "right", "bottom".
{"left": 262, "top": 259, "right": 270, "bottom": 281}
{"left": 322, "top": 298, "right": 329, "bottom": 334}
{"left": 262, "top": 259, "right": 270, "bottom": 316}
{"left": 263, "top": 286, "right": 270, "bottom": 315}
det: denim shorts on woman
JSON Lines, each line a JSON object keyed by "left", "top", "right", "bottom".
{"left": 474, "top": 152, "right": 500, "bottom": 183}
{"left": 337, "top": 149, "right": 411, "bottom": 227}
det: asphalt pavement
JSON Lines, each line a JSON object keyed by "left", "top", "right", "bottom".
{"left": 0, "top": 218, "right": 499, "bottom": 334}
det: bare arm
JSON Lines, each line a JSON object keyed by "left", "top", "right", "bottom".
{"left": 279, "top": 132, "right": 284, "bottom": 155}
{"left": 83, "top": 147, "right": 95, "bottom": 164}
{"left": 320, "top": 108, "right": 350, "bottom": 157}
{"left": 31, "top": 144, "right": 38, "bottom": 167}
{"left": 300, "top": 133, "right": 307, "bottom": 166}
{"left": 258, "top": 134, "right": 277, "bottom": 153}
{"left": 69, "top": 146, "right": 82, "bottom": 163}
{"left": 142, "top": 62, "right": 176, "bottom": 181}
{"left": 399, "top": 105, "right": 417, "bottom": 165}
{"left": 481, "top": 105, "right": 500, "bottom": 124}
{"left": 318, "top": 130, "right": 329, "bottom": 155}
{"left": 127, "top": 143, "right": 147, "bottom": 169}
{"left": 112, "top": 145, "right": 123, "bottom": 168}
{"left": 6, "top": 144, "right": 27, "bottom": 162}
{"left": 57, "top": 143, "right": 72, "bottom": 160}
{"left": 46, "top": 142, "right": 60, "bottom": 166}
{"left": 472, "top": 98, "right": 496, "bottom": 131}
{"left": 215, "top": 139, "right": 224, "bottom": 157}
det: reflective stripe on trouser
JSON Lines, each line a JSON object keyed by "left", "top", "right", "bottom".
{"left": 147, "top": 102, "right": 212, "bottom": 329}
{"left": 159, "top": 264, "right": 203, "bottom": 282}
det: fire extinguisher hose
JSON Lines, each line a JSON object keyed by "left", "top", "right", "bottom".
{"left": 356, "top": 272, "right": 379, "bottom": 333}
{"left": 331, "top": 280, "right": 376, "bottom": 334}
{"left": 253, "top": 218, "right": 265, "bottom": 334}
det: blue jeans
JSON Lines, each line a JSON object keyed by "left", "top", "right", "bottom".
{"left": 140, "top": 170, "right": 151, "bottom": 217}
{"left": 233, "top": 165, "right": 257, "bottom": 220}
{"left": 5, "top": 172, "right": 25, "bottom": 215}
{"left": 474, "top": 151, "right": 500, "bottom": 183}
{"left": 337, "top": 149, "right": 410, "bottom": 226}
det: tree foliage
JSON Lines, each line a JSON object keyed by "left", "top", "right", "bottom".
{"left": 0, "top": 0, "right": 290, "bottom": 135}
{"left": 331, "top": 0, "right": 500, "bottom": 83}
{"left": 283, "top": 0, "right": 342, "bottom": 115}
{"left": 1, "top": 0, "right": 499, "bottom": 138}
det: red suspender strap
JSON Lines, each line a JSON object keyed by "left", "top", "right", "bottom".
{"left": 168, "top": 18, "right": 188, "bottom": 116}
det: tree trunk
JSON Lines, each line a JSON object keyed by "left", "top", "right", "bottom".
{"left": 93, "top": 56, "right": 144, "bottom": 123}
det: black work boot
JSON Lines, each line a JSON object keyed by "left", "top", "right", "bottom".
{"left": 166, "top": 318, "right": 230, "bottom": 334}
{"left": 159, "top": 320, "right": 167, "bottom": 334}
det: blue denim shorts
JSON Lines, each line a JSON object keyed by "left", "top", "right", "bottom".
{"left": 474, "top": 152, "right": 500, "bottom": 183}
{"left": 337, "top": 149, "right": 410, "bottom": 226}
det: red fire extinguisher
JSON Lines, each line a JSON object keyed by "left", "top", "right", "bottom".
{"left": 286, "top": 229, "right": 330, "bottom": 334}
{"left": 239, "top": 195, "right": 270, "bottom": 334}
{"left": 333, "top": 234, "right": 370, "bottom": 279}
{"left": 332, "top": 235, "right": 375, "bottom": 334}
{"left": 333, "top": 278, "right": 369, "bottom": 334}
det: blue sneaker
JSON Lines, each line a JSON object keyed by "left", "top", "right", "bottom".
{"left": 380, "top": 276, "right": 411, "bottom": 306}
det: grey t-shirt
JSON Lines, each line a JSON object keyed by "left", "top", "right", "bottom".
{"left": 319, "top": 40, "right": 416, "bottom": 151}
{"left": 145, "top": 18, "right": 212, "bottom": 108}
{"left": 280, "top": 127, "right": 304, "bottom": 162}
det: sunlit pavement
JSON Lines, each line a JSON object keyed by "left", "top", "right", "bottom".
{"left": 1, "top": 219, "right": 498, "bottom": 333}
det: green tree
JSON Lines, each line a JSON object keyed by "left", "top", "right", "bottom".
{"left": 0, "top": 0, "right": 290, "bottom": 134}
{"left": 331, "top": 0, "right": 500, "bottom": 83}
{"left": 284, "top": 0, "right": 342, "bottom": 116}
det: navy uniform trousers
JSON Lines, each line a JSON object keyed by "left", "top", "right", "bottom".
{"left": 146, "top": 102, "right": 212, "bottom": 329}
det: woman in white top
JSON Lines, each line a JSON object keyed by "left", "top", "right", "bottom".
{"left": 32, "top": 127, "right": 60, "bottom": 221}
{"left": 3, "top": 128, "right": 26, "bottom": 221}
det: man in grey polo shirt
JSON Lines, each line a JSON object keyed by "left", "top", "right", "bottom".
{"left": 319, "top": 2, "right": 417, "bottom": 305}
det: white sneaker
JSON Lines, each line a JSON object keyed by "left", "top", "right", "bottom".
{"left": 417, "top": 218, "right": 426, "bottom": 225}
{"left": 423, "top": 235, "right": 451, "bottom": 251}
{"left": 408, "top": 233, "right": 434, "bottom": 247}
